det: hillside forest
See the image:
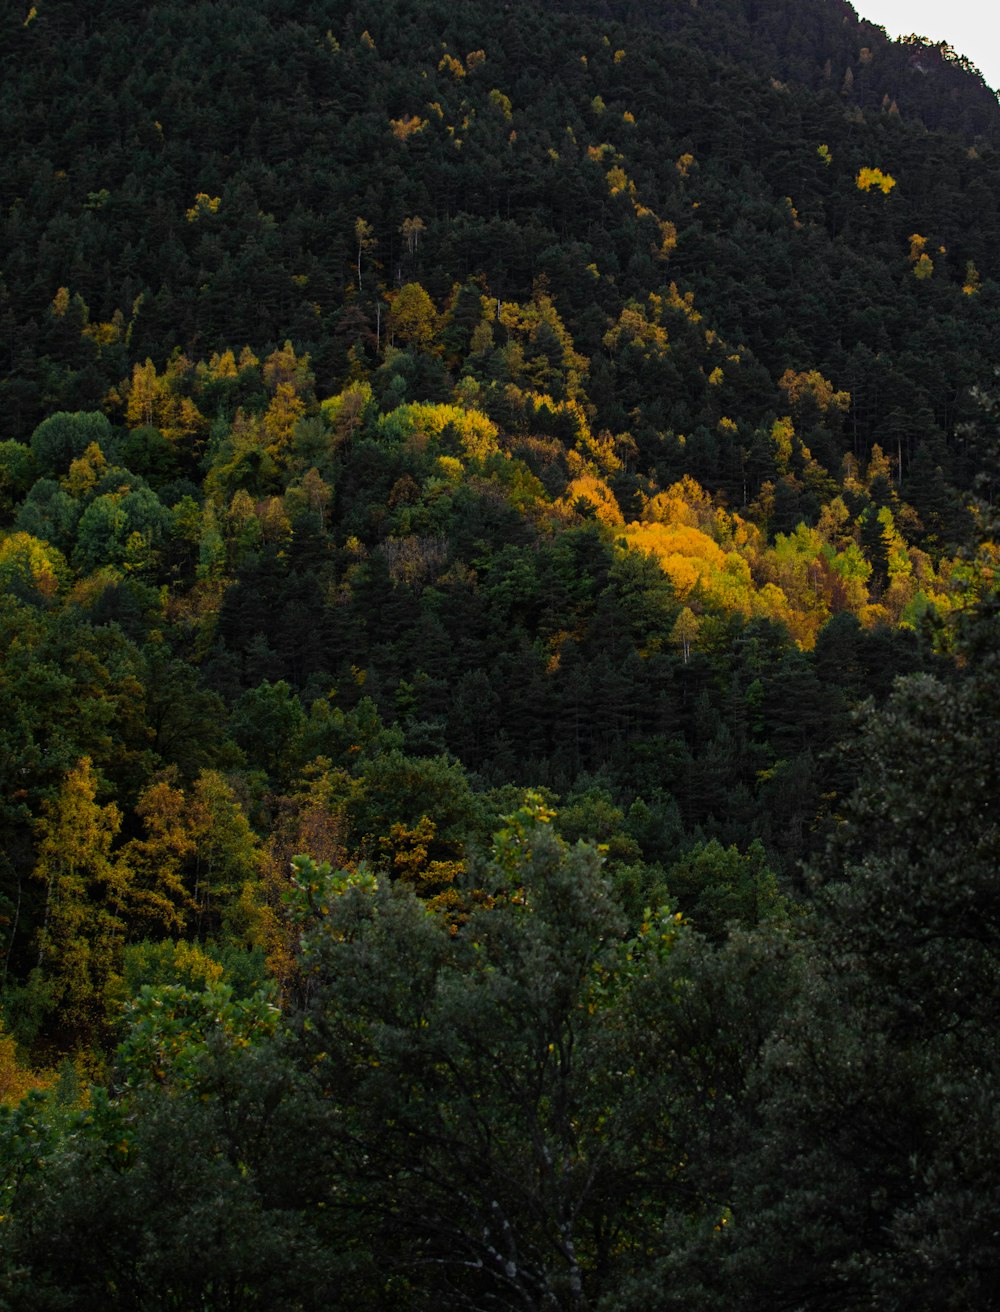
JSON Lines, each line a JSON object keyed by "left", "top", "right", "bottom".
{"left": 1, "top": 0, "right": 1000, "bottom": 1307}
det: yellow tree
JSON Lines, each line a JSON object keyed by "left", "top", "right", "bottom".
{"left": 0, "top": 1023, "right": 53, "bottom": 1105}
{"left": 856, "top": 166, "right": 896, "bottom": 194}
{"left": 400, "top": 215, "right": 426, "bottom": 255}
{"left": 262, "top": 382, "right": 306, "bottom": 457}
{"left": 378, "top": 814, "right": 465, "bottom": 917}
{"left": 0, "top": 532, "right": 66, "bottom": 603}
{"left": 355, "top": 217, "right": 376, "bottom": 290}
{"left": 119, "top": 775, "right": 198, "bottom": 939}
{"left": 389, "top": 282, "right": 438, "bottom": 351}
{"left": 32, "top": 758, "right": 129, "bottom": 1040}
{"left": 671, "top": 606, "right": 701, "bottom": 662}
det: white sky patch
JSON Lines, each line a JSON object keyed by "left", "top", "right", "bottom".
{"left": 857, "top": 1, "right": 1000, "bottom": 91}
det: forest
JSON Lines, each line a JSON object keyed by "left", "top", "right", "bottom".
{"left": 1, "top": 0, "right": 999, "bottom": 1306}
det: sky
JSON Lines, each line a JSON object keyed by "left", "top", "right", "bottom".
{"left": 854, "top": 1, "right": 1000, "bottom": 91}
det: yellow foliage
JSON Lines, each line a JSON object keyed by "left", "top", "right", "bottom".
{"left": 389, "top": 282, "right": 437, "bottom": 349}
{"left": 390, "top": 114, "right": 428, "bottom": 140}
{"left": 125, "top": 358, "right": 207, "bottom": 443}
{"left": 207, "top": 348, "right": 238, "bottom": 378}
{"left": 63, "top": 442, "right": 108, "bottom": 498}
{"left": 859, "top": 602, "right": 891, "bottom": 628}
{"left": 574, "top": 426, "right": 623, "bottom": 476}
{"left": 384, "top": 402, "right": 500, "bottom": 462}
{"left": 865, "top": 444, "right": 892, "bottom": 487}
{"left": 0, "top": 1025, "right": 53, "bottom": 1106}
{"left": 262, "top": 382, "right": 306, "bottom": 453}
{"left": 626, "top": 521, "right": 726, "bottom": 586}
{"left": 0, "top": 532, "right": 66, "bottom": 600}
{"left": 83, "top": 310, "right": 126, "bottom": 347}
{"left": 606, "top": 165, "right": 634, "bottom": 196}
{"left": 656, "top": 218, "right": 678, "bottom": 259}
{"left": 466, "top": 49, "right": 486, "bottom": 70}
{"left": 438, "top": 52, "right": 465, "bottom": 78}
{"left": 963, "top": 261, "right": 982, "bottom": 295}
{"left": 663, "top": 281, "right": 701, "bottom": 322}
{"left": 913, "top": 253, "right": 934, "bottom": 281}
{"left": 641, "top": 475, "right": 718, "bottom": 531}
{"left": 856, "top": 167, "right": 896, "bottom": 194}
{"left": 564, "top": 473, "right": 624, "bottom": 525}
{"left": 437, "top": 455, "right": 464, "bottom": 482}
{"left": 771, "top": 417, "right": 795, "bottom": 472}
{"left": 779, "top": 369, "right": 850, "bottom": 414}
{"left": 671, "top": 606, "right": 700, "bottom": 661}
{"left": 185, "top": 192, "right": 220, "bottom": 221}
{"left": 816, "top": 495, "right": 852, "bottom": 549}
{"left": 603, "top": 303, "right": 669, "bottom": 358}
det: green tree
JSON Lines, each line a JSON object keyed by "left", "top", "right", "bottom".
{"left": 187, "top": 770, "right": 262, "bottom": 942}
{"left": 29, "top": 412, "right": 112, "bottom": 478}
{"left": 73, "top": 485, "right": 172, "bottom": 576}
{"left": 0, "top": 440, "right": 36, "bottom": 523}
{"left": 0, "top": 994, "right": 330, "bottom": 1311}
{"left": 665, "top": 838, "right": 785, "bottom": 940}
{"left": 725, "top": 602, "right": 1000, "bottom": 1311}
{"left": 288, "top": 796, "right": 761, "bottom": 1308}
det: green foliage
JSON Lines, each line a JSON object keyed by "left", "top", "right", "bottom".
{"left": 117, "top": 980, "right": 278, "bottom": 1092}
{"left": 29, "top": 413, "right": 112, "bottom": 478}
{"left": 714, "top": 602, "right": 1000, "bottom": 1311}
{"left": 665, "top": 838, "right": 786, "bottom": 939}
{"left": 72, "top": 484, "right": 172, "bottom": 576}
{"left": 286, "top": 804, "right": 757, "bottom": 1307}
{"left": 0, "top": 441, "right": 36, "bottom": 522}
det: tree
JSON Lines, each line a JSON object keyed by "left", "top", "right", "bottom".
{"left": 671, "top": 605, "right": 700, "bottom": 662}
{"left": 186, "top": 770, "right": 262, "bottom": 942}
{"left": 30, "top": 758, "right": 128, "bottom": 1043}
{"left": 725, "top": 601, "right": 1000, "bottom": 1311}
{"left": 0, "top": 989, "right": 331, "bottom": 1311}
{"left": 355, "top": 217, "right": 376, "bottom": 291}
{"left": 0, "top": 533, "right": 66, "bottom": 605}
{"left": 0, "top": 441, "right": 36, "bottom": 522}
{"left": 72, "top": 485, "right": 172, "bottom": 576}
{"left": 29, "top": 411, "right": 112, "bottom": 478}
{"left": 388, "top": 282, "right": 438, "bottom": 352}
{"left": 119, "top": 776, "right": 197, "bottom": 940}
{"left": 288, "top": 796, "right": 755, "bottom": 1309}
